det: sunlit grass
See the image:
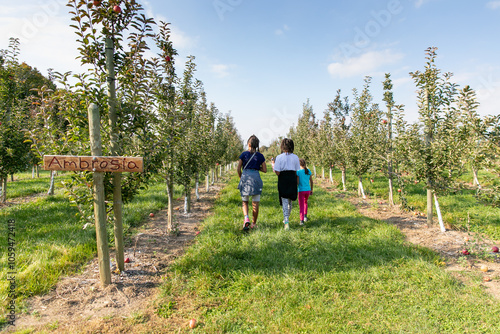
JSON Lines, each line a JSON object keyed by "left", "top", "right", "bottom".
{"left": 3, "top": 172, "right": 70, "bottom": 199}
{"left": 157, "top": 172, "right": 500, "bottom": 333}
{"left": 0, "top": 176, "right": 183, "bottom": 327}
{"left": 329, "top": 168, "right": 500, "bottom": 240}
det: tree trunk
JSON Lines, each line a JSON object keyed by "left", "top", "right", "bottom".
{"left": 322, "top": 167, "right": 325, "bottom": 179}
{"left": 36, "top": 164, "right": 39, "bottom": 178}
{"left": 388, "top": 105, "right": 395, "bottom": 206}
{"left": 329, "top": 167, "right": 333, "bottom": 184}
{"left": 211, "top": 168, "right": 215, "bottom": 185}
{"left": 47, "top": 170, "right": 55, "bottom": 196}
{"left": 166, "top": 175, "right": 174, "bottom": 232}
{"left": 195, "top": 173, "right": 200, "bottom": 201}
{"left": 472, "top": 167, "right": 481, "bottom": 189}
{"left": 0, "top": 177, "right": 6, "bottom": 203}
{"left": 106, "top": 37, "right": 124, "bottom": 272}
{"left": 424, "top": 90, "right": 433, "bottom": 226}
{"left": 358, "top": 177, "right": 366, "bottom": 199}
{"left": 32, "top": 164, "right": 35, "bottom": 178}
{"left": 433, "top": 193, "right": 446, "bottom": 232}
{"left": 388, "top": 176, "right": 394, "bottom": 206}
{"left": 184, "top": 185, "right": 191, "bottom": 214}
{"left": 341, "top": 166, "right": 347, "bottom": 191}
{"left": 313, "top": 165, "right": 317, "bottom": 178}
{"left": 206, "top": 173, "right": 209, "bottom": 192}
{"left": 10, "top": 174, "right": 14, "bottom": 182}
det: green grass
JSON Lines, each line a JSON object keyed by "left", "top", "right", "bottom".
{"left": 158, "top": 172, "right": 500, "bottom": 333}
{"left": 328, "top": 168, "right": 500, "bottom": 241}
{"left": 3, "top": 172, "right": 70, "bottom": 199}
{"left": 0, "top": 176, "right": 183, "bottom": 327}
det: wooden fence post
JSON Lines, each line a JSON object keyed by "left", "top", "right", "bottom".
{"left": 88, "top": 103, "right": 111, "bottom": 285}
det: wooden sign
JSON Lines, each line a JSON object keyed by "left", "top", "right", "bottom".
{"left": 43, "top": 155, "right": 143, "bottom": 173}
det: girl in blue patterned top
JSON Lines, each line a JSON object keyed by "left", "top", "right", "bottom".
{"left": 237, "top": 135, "right": 267, "bottom": 230}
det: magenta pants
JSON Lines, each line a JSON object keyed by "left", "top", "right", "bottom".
{"left": 298, "top": 191, "right": 311, "bottom": 221}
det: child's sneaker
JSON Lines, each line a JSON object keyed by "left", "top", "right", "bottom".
{"left": 243, "top": 217, "right": 250, "bottom": 231}
{"left": 300, "top": 220, "right": 304, "bottom": 226}
{"left": 304, "top": 215, "right": 308, "bottom": 222}
{"left": 284, "top": 222, "right": 290, "bottom": 230}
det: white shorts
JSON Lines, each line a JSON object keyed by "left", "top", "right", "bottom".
{"left": 242, "top": 195, "right": 261, "bottom": 202}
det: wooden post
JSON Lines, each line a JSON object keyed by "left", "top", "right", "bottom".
{"left": 105, "top": 37, "right": 125, "bottom": 272}
{"left": 88, "top": 103, "right": 111, "bottom": 286}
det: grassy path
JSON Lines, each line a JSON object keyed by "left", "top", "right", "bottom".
{"left": 158, "top": 172, "right": 500, "bottom": 333}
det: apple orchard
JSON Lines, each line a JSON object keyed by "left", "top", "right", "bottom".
{"left": 1, "top": 0, "right": 500, "bottom": 330}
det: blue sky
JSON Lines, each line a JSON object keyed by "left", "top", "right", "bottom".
{"left": 1, "top": 0, "right": 500, "bottom": 145}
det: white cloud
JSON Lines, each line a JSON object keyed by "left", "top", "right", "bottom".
{"left": 211, "top": 64, "right": 235, "bottom": 78}
{"left": 415, "top": 0, "right": 434, "bottom": 8}
{"left": 486, "top": 1, "right": 500, "bottom": 9}
{"left": 327, "top": 50, "right": 404, "bottom": 78}
{"left": 142, "top": 2, "right": 198, "bottom": 51}
{"left": 275, "top": 24, "right": 290, "bottom": 36}
{"left": 0, "top": 1, "right": 80, "bottom": 74}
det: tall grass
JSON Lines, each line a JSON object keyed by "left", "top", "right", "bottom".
{"left": 158, "top": 172, "right": 500, "bottom": 333}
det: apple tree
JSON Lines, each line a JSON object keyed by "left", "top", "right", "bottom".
{"left": 289, "top": 99, "right": 318, "bottom": 175}
{"left": 348, "top": 76, "right": 384, "bottom": 198}
{"left": 408, "top": 47, "right": 464, "bottom": 229}
{"left": 457, "top": 85, "right": 492, "bottom": 189}
{"left": 327, "top": 90, "right": 351, "bottom": 190}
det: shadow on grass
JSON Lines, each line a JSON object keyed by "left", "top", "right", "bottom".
{"left": 172, "top": 174, "right": 439, "bottom": 285}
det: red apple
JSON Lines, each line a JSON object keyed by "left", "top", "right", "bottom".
{"left": 113, "top": 5, "right": 121, "bottom": 13}
{"left": 195, "top": 231, "right": 200, "bottom": 235}
{"left": 149, "top": 213, "right": 154, "bottom": 217}
{"left": 93, "top": 0, "right": 101, "bottom": 6}
{"left": 124, "top": 257, "right": 130, "bottom": 263}
{"left": 414, "top": 180, "right": 418, "bottom": 184}
{"left": 179, "top": 101, "right": 184, "bottom": 105}
{"left": 492, "top": 246, "right": 499, "bottom": 253}
{"left": 461, "top": 249, "right": 470, "bottom": 255}
{"left": 370, "top": 179, "right": 374, "bottom": 183}
{"left": 382, "top": 119, "right": 388, "bottom": 124}
{"left": 189, "top": 318, "right": 197, "bottom": 328}
{"left": 165, "top": 56, "right": 171, "bottom": 62}
{"left": 397, "top": 189, "right": 401, "bottom": 193}
{"left": 480, "top": 264, "right": 489, "bottom": 272}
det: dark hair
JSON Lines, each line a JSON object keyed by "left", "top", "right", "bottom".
{"left": 247, "top": 135, "right": 259, "bottom": 152}
{"left": 299, "top": 158, "right": 310, "bottom": 175}
{"left": 280, "top": 138, "right": 294, "bottom": 153}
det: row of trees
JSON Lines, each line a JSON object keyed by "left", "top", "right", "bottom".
{"left": 0, "top": 0, "right": 242, "bottom": 235}
{"left": 271, "top": 47, "right": 500, "bottom": 228}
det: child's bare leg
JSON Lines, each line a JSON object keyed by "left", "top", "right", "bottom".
{"left": 251, "top": 201, "right": 259, "bottom": 228}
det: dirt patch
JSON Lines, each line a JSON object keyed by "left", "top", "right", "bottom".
{"left": 318, "top": 179, "right": 500, "bottom": 299}
{"left": 7, "top": 181, "right": 225, "bottom": 333}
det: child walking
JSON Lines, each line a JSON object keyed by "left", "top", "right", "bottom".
{"left": 273, "top": 138, "right": 300, "bottom": 230}
{"left": 237, "top": 135, "right": 267, "bottom": 230}
{"left": 297, "top": 158, "right": 313, "bottom": 225}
